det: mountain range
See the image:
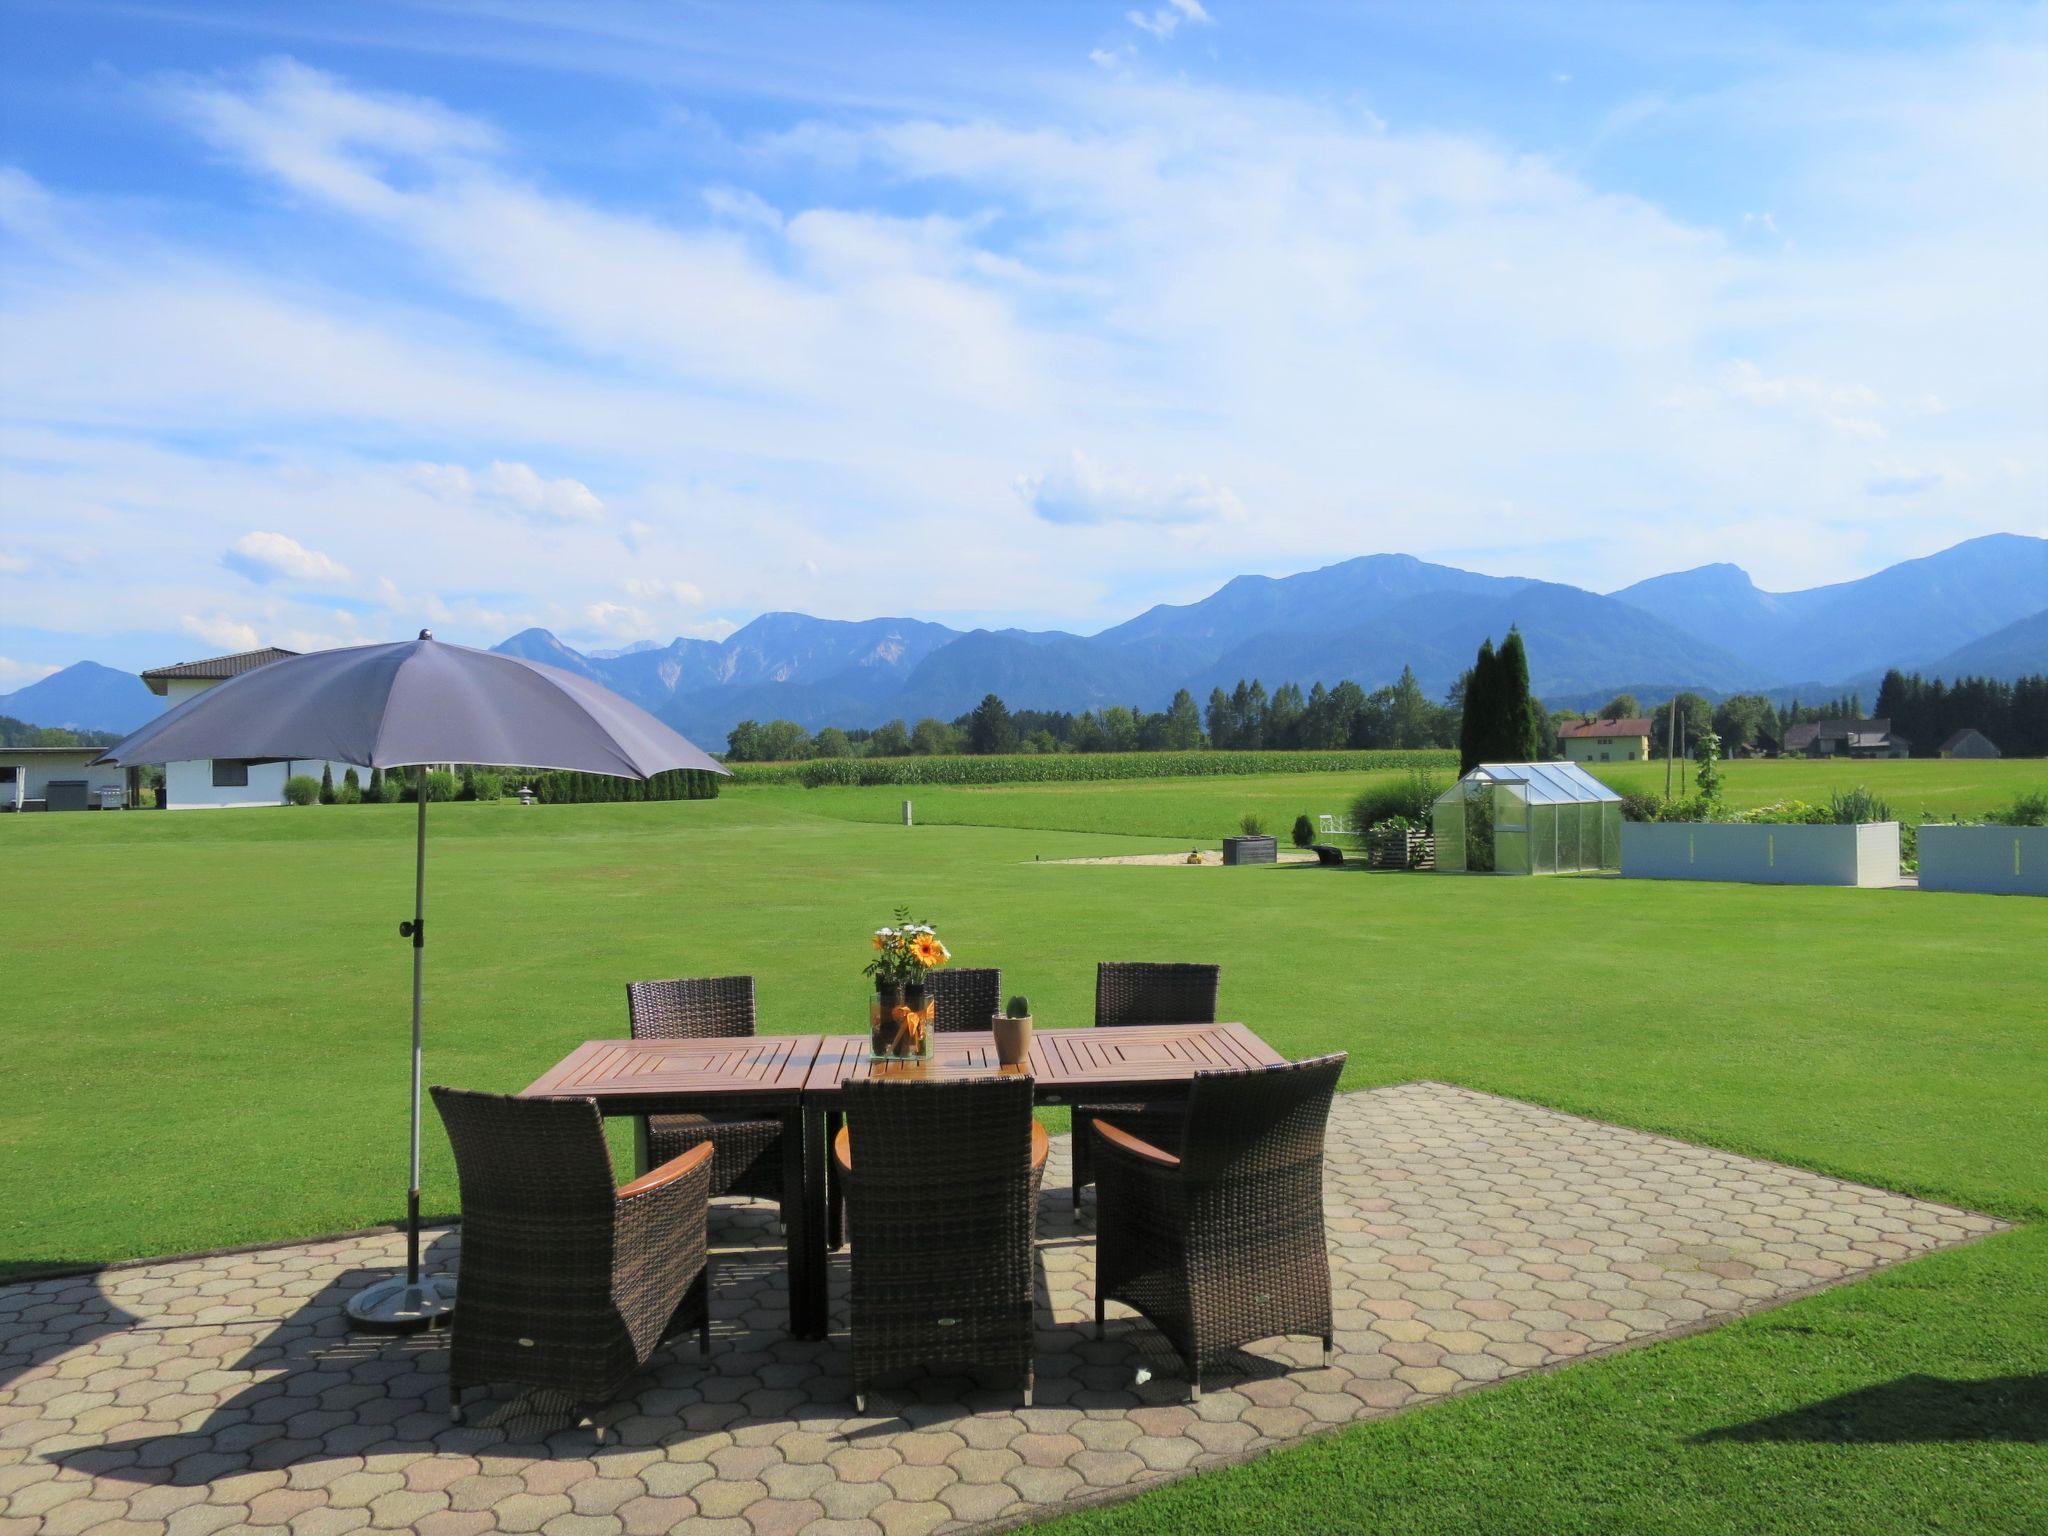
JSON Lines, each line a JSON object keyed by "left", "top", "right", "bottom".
{"left": 7, "top": 534, "right": 2044, "bottom": 743}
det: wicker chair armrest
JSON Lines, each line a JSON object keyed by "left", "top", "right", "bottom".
{"left": 619, "top": 1140, "right": 715, "bottom": 1199}
{"left": 1091, "top": 1119, "right": 1181, "bottom": 1169}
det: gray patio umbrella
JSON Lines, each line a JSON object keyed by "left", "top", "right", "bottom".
{"left": 95, "top": 631, "right": 728, "bottom": 1330}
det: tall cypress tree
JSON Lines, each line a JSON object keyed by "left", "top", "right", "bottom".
{"left": 1459, "top": 638, "right": 1497, "bottom": 774}
{"left": 1496, "top": 629, "right": 1542, "bottom": 761}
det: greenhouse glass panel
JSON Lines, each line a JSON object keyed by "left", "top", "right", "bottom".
{"left": 1435, "top": 793, "right": 1466, "bottom": 871}
{"left": 1533, "top": 803, "right": 1557, "bottom": 873}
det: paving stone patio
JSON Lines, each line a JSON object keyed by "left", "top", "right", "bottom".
{"left": 0, "top": 1082, "right": 2004, "bottom": 1535}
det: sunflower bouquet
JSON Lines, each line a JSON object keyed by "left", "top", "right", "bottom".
{"left": 866, "top": 905, "right": 949, "bottom": 1059}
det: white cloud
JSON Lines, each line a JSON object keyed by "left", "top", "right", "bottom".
{"left": 411, "top": 460, "right": 605, "bottom": 522}
{"left": 1128, "top": 0, "right": 1211, "bottom": 41}
{"left": 0, "top": 553, "right": 30, "bottom": 575}
{"left": 0, "top": 656, "right": 60, "bottom": 688}
{"left": 1018, "top": 451, "right": 1243, "bottom": 526}
{"left": 222, "top": 530, "right": 351, "bottom": 585}
{"left": 0, "top": 26, "right": 2041, "bottom": 666}
{"left": 582, "top": 600, "right": 646, "bottom": 637}
{"left": 180, "top": 613, "right": 263, "bottom": 652}
{"left": 624, "top": 577, "right": 705, "bottom": 606}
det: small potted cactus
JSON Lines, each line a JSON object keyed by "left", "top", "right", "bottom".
{"left": 993, "top": 993, "right": 1034, "bottom": 1066}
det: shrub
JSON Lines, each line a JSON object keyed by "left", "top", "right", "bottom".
{"left": 318, "top": 764, "right": 335, "bottom": 804}
{"left": 522, "top": 768, "right": 720, "bottom": 803}
{"left": 1987, "top": 788, "right": 2048, "bottom": 827}
{"left": 1465, "top": 786, "right": 1496, "bottom": 872}
{"left": 424, "top": 769, "right": 460, "bottom": 802}
{"left": 342, "top": 768, "right": 361, "bottom": 797}
{"left": 367, "top": 767, "right": 384, "bottom": 801}
{"left": 1826, "top": 786, "right": 1895, "bottom": 825}
{"left": 766, "top": 748, "right": 1456, "bottom": 790}
{"left": 379, "top": 772, "right": 412, "bottom": 803}
{"left": 1350, "top": 766, "right": 1446, "bottom": 834}
{"left": 1238, "top": 812, "right": 1268, "bottom": 837}
{"left": 1292, "top": 813, "right": 1316, "bottom": 848}
{"left": 333, "top": 780, "right": 362, "bottom": 805}
{"left": 469, "top": 770, "right": 504, "bottom": 802}
{"left": 283, "top": 774, "right": 320, "bottom": 806}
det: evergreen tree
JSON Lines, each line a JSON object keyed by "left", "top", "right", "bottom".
{"left": 1495, "top": 630, "right": 1542, "bottom": 760}
{"left": 967, "top": 693, "right": 1016, "bottom": 754}
{"left": 1159, "top": 688, "right": 1206, "bottom": 749}
{"left": 1459, "top": 638, "right": 1497, "bottom": 773}
{"left": 1205, "top": 687, "right": 1234, "bottom": 749}
{"left": 319, "top": 763, "right": 335, "bottom": 804}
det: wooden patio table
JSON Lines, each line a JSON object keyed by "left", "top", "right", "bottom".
{"left": 522, "top": 1034, "right": 824, "bottom": 1336}
{"left": 794, "top": 1022, "right": 1284, "bottom": 1341}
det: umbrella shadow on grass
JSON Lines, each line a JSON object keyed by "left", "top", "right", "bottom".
{"left": 1693, "top": 1374, "right": 2048, "bottom": 1444}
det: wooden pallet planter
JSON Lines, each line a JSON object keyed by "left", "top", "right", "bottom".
{"left": 1366, "top": 828, "right": 1436, "bottom": 870}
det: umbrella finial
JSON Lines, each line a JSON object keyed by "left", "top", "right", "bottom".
{"left": 418, "top": 628, "right": 433, "bottom": 641}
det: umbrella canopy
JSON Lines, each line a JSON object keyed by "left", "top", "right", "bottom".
{"left": 94, "top": 631, "right": 724, "bottom": 776}
{"left": 94, "top": 631, "right": 727, "bottom": 1332}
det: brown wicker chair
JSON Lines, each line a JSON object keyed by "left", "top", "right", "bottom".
{"left": 1070, "top": 961, "right": 1222, "bottom": 1207}
{"left": 431, "top": 1086, "right": 712, "bottom": 1433}
{"left": 1091, "top": 1053, "right": 1344, "bottom": 1399}
{"left": 834, "top": 1074, "right": 1047, "bottom": 1411}
{"left": 927, "top": 966, "right": 1002, "bottom": 1032}
{"left": 627, "top": 976, "right": 784, "bottom": 1218}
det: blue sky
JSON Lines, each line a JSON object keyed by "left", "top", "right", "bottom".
{"left": 1, "top": 0, "right": 2043, "bottom": 679}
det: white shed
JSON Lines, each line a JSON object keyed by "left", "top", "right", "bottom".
{"left": 0, "top": 746, "right": 134, "bottom": 811}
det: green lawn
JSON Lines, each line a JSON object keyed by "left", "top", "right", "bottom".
{"left": 3, "top": 777, "right": 2044, "bottom": 1531}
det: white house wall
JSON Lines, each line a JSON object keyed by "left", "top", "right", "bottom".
{"left": 157, "top": 677, "right": 359, "bottom": 809}
{"left": 0, "top": 754, "right": 127, "bottom": 808}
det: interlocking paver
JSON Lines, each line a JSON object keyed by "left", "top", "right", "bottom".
{"left": 0, "top": 1084, "right": 2003, "bottom": 1534}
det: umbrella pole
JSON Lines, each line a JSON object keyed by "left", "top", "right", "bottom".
{"left": 346, "top": 767, "right": 456, "bottom": 1332}
{"left": 406, "top": 768, "right": 426, "bottom": 1284}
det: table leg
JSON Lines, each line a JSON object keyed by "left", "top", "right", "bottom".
{"left": 782, "top": 1105, "right": 816, "bottom": 1339}
{"left": 825, "top": 1109, "right": 844, "bottom": 1251}
{"left": 799, "top": 1105, "right": 831, "bottom": 1340}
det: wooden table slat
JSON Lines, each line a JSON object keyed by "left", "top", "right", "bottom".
{"left": 522, "top": 1034, "right": 822, "bottom": 1104}
{"left": 802, "top": 1022, "right": 1281, "bottom": 1099}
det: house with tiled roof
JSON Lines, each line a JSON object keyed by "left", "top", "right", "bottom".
{"left": 1556, "top": 716, "right": 1652, "bottom": 763}
{"left": 139, "top": 646, "right": 360, "bottom": 808}
{"left": 1780, "top": 718, "right": 1911, "bottom": 759}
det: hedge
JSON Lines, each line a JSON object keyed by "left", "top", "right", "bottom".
{"left": 520, "top": 768, "right": 721, "bottom": 804}
{"left": 724, "top": 748, "right": 1457, "bottom": 790}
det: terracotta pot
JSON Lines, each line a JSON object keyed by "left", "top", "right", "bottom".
{"left": 992, "top": 1013, "right": 1033, "bottom": 1067}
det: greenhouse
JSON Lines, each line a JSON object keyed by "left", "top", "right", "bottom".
{"left": 1432, "top": 761, "right": 1623, "bottom": 875}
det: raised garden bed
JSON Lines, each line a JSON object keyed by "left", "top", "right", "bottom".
{"left": 1621, "top": 821, "right": 1900, "bottom": 887}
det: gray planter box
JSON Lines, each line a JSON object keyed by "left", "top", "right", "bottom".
{"left": 1221, "top": 835, "right": 1278, "bottom": 866}
{"left": 1917, "top": 824, "right": 2047, "bottom": 895}
{"left": 1621, "top": 821, "right": 1900, "bottom": 886}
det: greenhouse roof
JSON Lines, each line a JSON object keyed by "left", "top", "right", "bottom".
{"left": 1459, "top": 761, "right": 1623, "bottom": 806}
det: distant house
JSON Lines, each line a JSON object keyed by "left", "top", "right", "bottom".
{"left": 0, "top": 745, "right": 136, "bottom": 811}
{"left": 1556, "top": 716, "right": 1653, "bottom": 764}
{"left": 141, "top": 646, "right": 359, "bottom": 809}
{"left": 1938, "top": 728, "right": 2000, "bottom": 760}
{"left": 1780, "top": 718, "right": 1911, "bottom": 759}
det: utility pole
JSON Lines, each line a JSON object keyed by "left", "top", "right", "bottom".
{"left": 1664, "top": 700, "right": 1677, "bottom": 799}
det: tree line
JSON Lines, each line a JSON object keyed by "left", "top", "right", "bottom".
{"left": 1875, "top": 669, "right": 2048, "bottom": 758}
{"left": 723, "top": 668, "right": 1463, "bottom": 761}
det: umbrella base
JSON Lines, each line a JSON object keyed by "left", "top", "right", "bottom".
{"left": 347, "top": 1272, "right": 457, "bottom": 1333}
